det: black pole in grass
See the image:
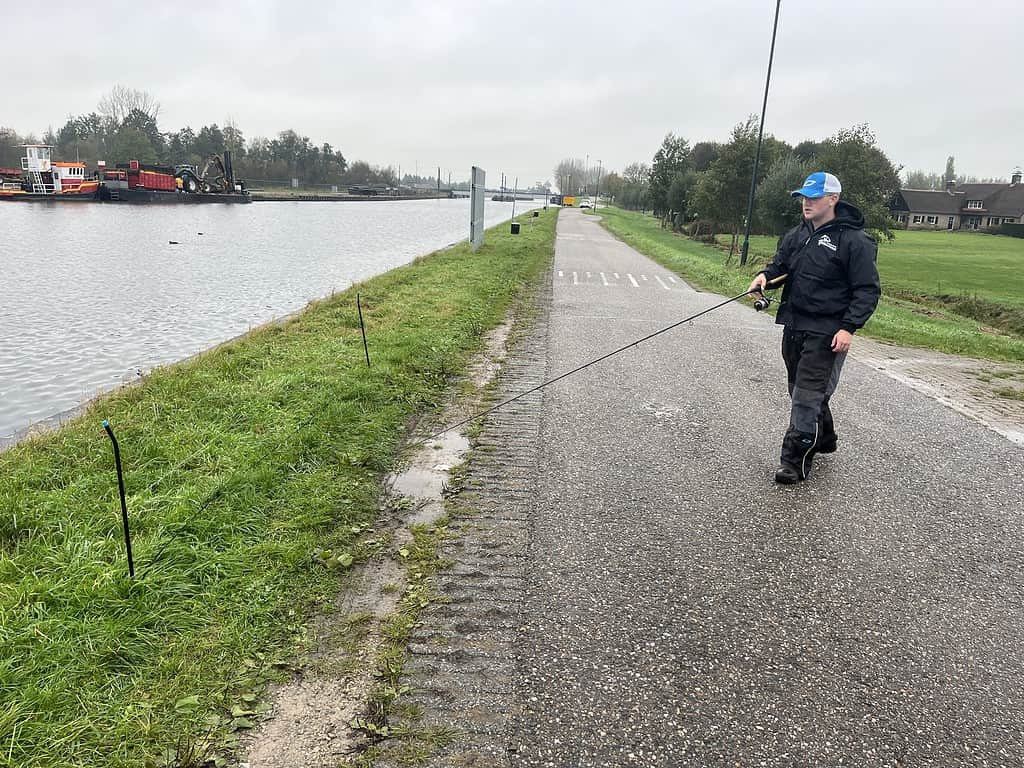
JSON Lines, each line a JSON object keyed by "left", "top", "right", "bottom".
{"left": 102, "top": 420, "right": 135, "bottom": 579}
{"left": 357, "top": 292, "right": 371, "bottom": 367}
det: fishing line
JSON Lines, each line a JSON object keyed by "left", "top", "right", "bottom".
{"left": 425, "top": 275, "right": 786, "bottom": 441}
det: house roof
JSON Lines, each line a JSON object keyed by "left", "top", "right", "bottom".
{"left": 895, "top": 189, "right": 963, "bottom": 214}
{"left": 894, "top": 182, "right": 1024, "bottom": 216}
{"left": 957, "top": 183, "right": 1005, "bottom": 200}
{"left": 980, "top": 184, "right": 1024, "bottom": 217}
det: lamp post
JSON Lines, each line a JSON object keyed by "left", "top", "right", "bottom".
{"left": 594, "top": 160, "right": 602, "bottom": 209}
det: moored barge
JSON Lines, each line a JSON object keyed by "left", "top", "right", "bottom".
{"left": 0, "top": 146, "right": 250, "bottom": 203}
{"left": 97, "top": 152, "right": 250, "bottom": 204}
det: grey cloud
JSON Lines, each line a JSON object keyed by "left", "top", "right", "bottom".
{"left": 4, "top": 0, "right": 1021, "bottom": 184}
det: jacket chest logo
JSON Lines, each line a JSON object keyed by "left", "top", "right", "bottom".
{"left": 817, "top": 234, "right": 837, "bottom": 252}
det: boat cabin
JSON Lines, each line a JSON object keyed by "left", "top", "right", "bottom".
{"left": 20, "top": 144, "right": 53, "bottom": 172}
{"left": 10, "top": 145, "right": 97, "bottom": 195}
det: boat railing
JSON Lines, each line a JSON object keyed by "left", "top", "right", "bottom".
{"left": 29, "top": 171, "right": 54, "bottom": 195}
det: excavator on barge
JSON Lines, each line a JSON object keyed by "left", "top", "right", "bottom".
{"left": 98, "top": 150, "right": 250, "bottom": 204}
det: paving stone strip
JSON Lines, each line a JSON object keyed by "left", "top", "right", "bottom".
{"left": 371, "top": 272, "right": 553, "bottom": 767}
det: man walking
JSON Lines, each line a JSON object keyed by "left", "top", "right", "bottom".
{"left": 748, "top": 172, "right": 881, "bottom": 484}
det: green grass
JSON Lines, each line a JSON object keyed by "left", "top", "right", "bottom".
{"left": 729, "top": 229, "right": 1024, "bottom": 306}
{"left": 0, "top": 209, "right": 557, "bottom": 767}
{"left": 729, "top": 228, "right": 1024, "bottom": 338}
{"left": 595, "top": 207, "right": 1024, "bottom": 362}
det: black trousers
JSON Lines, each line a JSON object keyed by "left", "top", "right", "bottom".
{"left": 781, "top": 328, "right": 847, "bottom": 438}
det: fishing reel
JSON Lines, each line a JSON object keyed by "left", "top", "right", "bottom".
{"left": 752, "top": 274, "right": 786, "bottom": 311}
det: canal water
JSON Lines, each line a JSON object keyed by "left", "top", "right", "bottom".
{"left": 0, "top": 197, "right": 541, "bottom": 442}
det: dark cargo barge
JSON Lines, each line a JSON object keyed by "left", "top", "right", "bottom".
{"left": 97, "top": 151, "right": 251, "bottom": 204}
{"left": 1, "top": 145, "right": 250, "bottom": 204}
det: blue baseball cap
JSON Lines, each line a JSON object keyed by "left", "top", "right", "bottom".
{"left": 791, "top": 172, "right": 842, "bottom": 198}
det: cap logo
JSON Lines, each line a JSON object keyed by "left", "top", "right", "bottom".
{"left": 791, "top": 172, "right": 840, "bottom": 198}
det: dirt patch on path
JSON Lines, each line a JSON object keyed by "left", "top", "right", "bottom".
{"left": 235, "top": 320, "right": 514, "bottom": 767}
{"left": 852, "top": 337, "right": 1024, "bottom": 446}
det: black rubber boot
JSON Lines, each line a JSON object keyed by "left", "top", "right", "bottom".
{"left": 774, "top": 463, "right": 802, "bottom": 484}
{"left": 776, "top": 430, "right": 817, "bottom": 483}
{"left": 816, "top": 433, "right": 837, "bottom": 454}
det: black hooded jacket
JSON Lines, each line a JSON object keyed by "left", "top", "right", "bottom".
{"left": 760, "top": 199, "right": 881, "bottom": 335}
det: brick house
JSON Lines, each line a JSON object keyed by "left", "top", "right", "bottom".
{"left": 891, "top": 170, "right": 1024, "bottom": 230}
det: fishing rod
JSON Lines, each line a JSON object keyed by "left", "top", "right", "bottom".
{"left": 426, "top": 273, "right": 787, "bottom": 441}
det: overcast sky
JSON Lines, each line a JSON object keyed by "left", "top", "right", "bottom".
{"left": 4, "top": 1, "right": 1022, "bottom": 187}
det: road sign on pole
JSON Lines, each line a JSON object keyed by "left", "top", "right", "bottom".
{"left": 470, "top": 166, "right": 486, "bottom": 252}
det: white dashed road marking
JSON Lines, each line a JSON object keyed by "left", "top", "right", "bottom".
{"left": 558, "top": 269, "right": 677, "bottom": 291}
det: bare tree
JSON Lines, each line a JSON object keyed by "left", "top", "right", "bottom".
{"left": 97, "top": 85, "right": 161, "bottom": 129}
{"left": 622, "top": 162, "right": 650, "bottom": 185}
{"left": 553, "top": 158, "right": 601, "bottom": 195}
{"left": 223, "top": 117, "right": 246, "bottom": 155}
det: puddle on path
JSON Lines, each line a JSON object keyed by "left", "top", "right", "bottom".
{"left": 390, "top": 430, "right": 471, "bottom": 526}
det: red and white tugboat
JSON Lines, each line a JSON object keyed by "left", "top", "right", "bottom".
{"left": 0, "top": 144, "right": 99, "bottom": 200}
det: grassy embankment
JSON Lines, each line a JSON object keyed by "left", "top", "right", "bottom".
{"left": 0, "top": 210, "right": 556, "bottom": 767}
{"left": 594, "top": 207, "right": 1024, "bottom": 363}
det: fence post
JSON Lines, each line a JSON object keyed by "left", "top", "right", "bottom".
{"left": 102, "top": 420, "right": 135, "bottom": 579}
{"left": 357, "top": 293, "right": 371, "bottom": 367}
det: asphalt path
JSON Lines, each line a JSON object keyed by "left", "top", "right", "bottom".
{"left": 508, "top": 208, "right": 1024, "bottom": 766}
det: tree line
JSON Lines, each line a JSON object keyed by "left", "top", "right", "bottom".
{"left": 586, "top": 118, "right": 904, "bottom": 247}
{"left": 0, "top": 86, "right": 401, "bottom": 188}
{"left": 903, "top": 156, "right": 1007, "bottom": 190}
{"left": 596, "top": 122, "right": 1013, "bottom": 248}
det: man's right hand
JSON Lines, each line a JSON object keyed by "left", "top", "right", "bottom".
{"left": 748, "top": 273, "right": 767, "bottom": 294}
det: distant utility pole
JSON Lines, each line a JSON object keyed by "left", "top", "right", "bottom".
{"left": 595, "top": 160, "right": 602, "bottom": 208}
{"left": 740, "top": 0, "right": 782, "bottom": 267}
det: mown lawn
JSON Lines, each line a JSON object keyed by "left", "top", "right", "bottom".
{"left": 595, "top": 207, "right": 1024, "bottom": 362}
{"left": 731, "top": 229, "right": 1024, "bottom": 309}
{"left": 0, "top": 209, "right": 557, "bottom": 767}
